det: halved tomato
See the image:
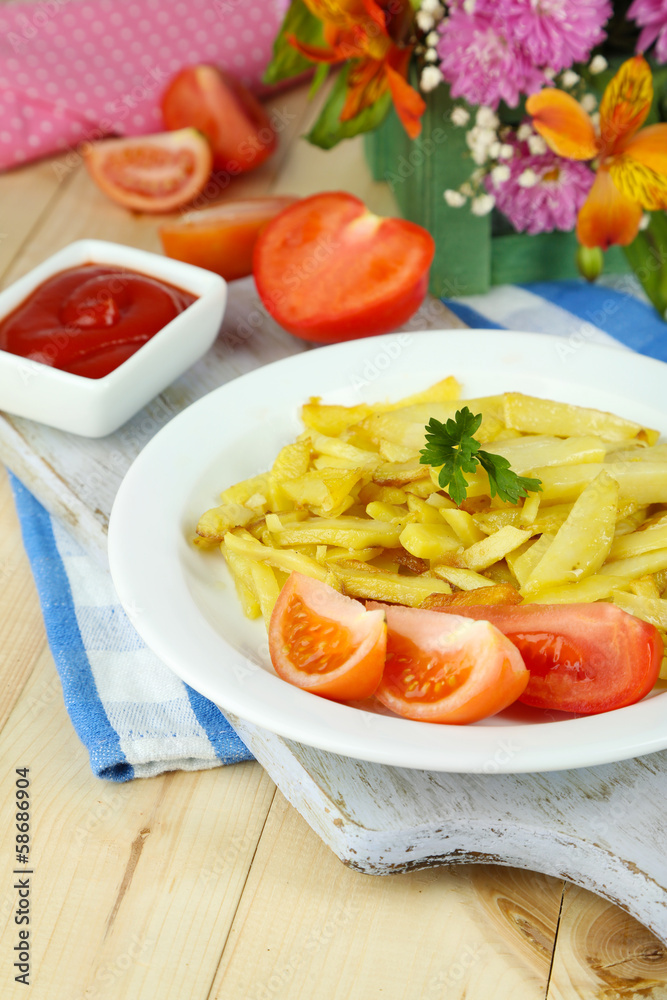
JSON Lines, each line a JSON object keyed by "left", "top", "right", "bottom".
{"left": 253, "top": 192, "right": 435, "bottom": 342}
{"left": 161, "top": 65, "right": 277, "bottom": 174}
{"left": 368, "top": 602, "right": 529, "bottom": 724}
{"left": 84, "top": 129, "right": 212, "bottom": 214}
{"left": 159, "top": 196, "right": 298, "bottom": 280}
{"left": 269, "top": 572, "right": 386, "bottom": 701}
{"left": 433, "top": 603, "right": 663, "bottom": 715}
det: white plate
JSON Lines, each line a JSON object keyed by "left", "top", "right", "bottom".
{"left": 108, "top": 330, "right": 667, "bottom": 773}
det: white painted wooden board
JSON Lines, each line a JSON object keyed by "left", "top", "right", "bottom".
{"left": 228, "top": 714, "right": 667, "bottom": 946}
{"left": 1, "top": 277, "right": 665, "bottom": 949}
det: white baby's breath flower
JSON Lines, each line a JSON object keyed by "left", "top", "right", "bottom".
{"left": 476, "top": 106, "right": 499, "bottom": 129}
{"left": 416, "top": 10, "right": 435, "bottom": 31}
{"left": 466, "top": 126, "right": 496, "bottom": 150}
{"left": 460, "top": 181, "right": 474, "bottom": 197}
{"left": 451, "top": 106, "right": 470, "bottom": 126}
{"left": 488, "top": 140, "right": 501, "bottom": 158}
{"left": 424, "top": 47, "right": 439, "bottom": 63}
{"left": 421, "top": 0, "right": 443, "bottom": 13}
{"left": 580, "top": 93, "right": 597, "bottom": 113}
{"left": 444, "top": 189, "right": 466, "bottom": 207}
{"left": 498, "top": 143, "right": 514, "bottom": 160}
{"left": 518, "top": 168, "right": 539, "bottom": 188}
{"left": 561, "top": 69, "right": 580, "bottom": 88}
{"left": 528, "top": 134, "right": 547, "bottom": 155}
{"left": 491, "top": 163, "right": 511, "bottom": 185}
{"left": 462, "top": 0, "right": 476, "bottom": 12}
{"left": 471, "top": 193, "right": 495, "bottom": 216}
{"left": 517, "top": 123, "right": 533, "bottom": 141}
{"left": 639, "top": 213, "right": 651, "bottom": 231}
{"left": 420, "top": 65, "right": 443, "bottom": 91}
{"left": 543, "top": 67, "right": 556, "bottom": 80}
{"left": 425, "top": 30, "right": 440, "bottom": 46}
{"left": 589, "top": 54, "right": 608, "bottom": 74}
{"left": 590, "top": 111, "right": 601, "bottom": 130}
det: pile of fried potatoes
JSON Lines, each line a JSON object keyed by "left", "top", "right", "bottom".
{"left": 195, "top": 376, "right": 667, "bottom": 681}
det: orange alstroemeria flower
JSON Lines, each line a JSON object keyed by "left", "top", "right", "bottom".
{"left": 526, "top": 56, "right": 667, "bottom": 249}
{"left": 289, "top": 0, "right": 425, "bottom": 139}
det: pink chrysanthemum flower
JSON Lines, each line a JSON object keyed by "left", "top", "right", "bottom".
{"left": 628, "top": 0, "right": 667, "bottom": 63}
{"left": 503, "top": 0, "right": 611, "bottom": 71}
{"left": 485, "top": 136, "right": 595, "bottom": 234}
{"left": 437, "top": 10, "right": 546, "bottom": 108}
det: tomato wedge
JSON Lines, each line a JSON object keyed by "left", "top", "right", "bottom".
{"left": 159, "top": 197, "right": 298, "bottom": 280}
{"left": 161, "top": 65, "right": 277, "bottom": 174}
{"left": 269, "top": 573, "right": 386, "bottom": 701}
{"left": 433, "top": 604, "right": 663, "bottom": 715}
{"left": 367, "top": 602, "right": 529, "bottom": 724}
{"left": 84, "top": 129, "right": 212, "bottom": 213}
{"left": 253, "top": 192, "right": 435, "bottom": 342}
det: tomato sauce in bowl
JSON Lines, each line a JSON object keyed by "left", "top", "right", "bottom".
{"left": 0, "top": 263, "right": 196, "bottom": 379}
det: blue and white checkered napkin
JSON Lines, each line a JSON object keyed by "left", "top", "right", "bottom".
{"left": 10, "top": 476, "right": 253, "bottom": 781}
{"left": 10, "top": 278, "right": 667, "bottom": 781}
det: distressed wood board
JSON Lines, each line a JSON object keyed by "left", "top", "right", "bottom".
{"left": 228, "top": 714, "right": 667, "bottom": 946}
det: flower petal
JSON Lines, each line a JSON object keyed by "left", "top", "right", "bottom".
{"left": 621, "top": 123, "right": 667, "bottom": 172}
{"left": 384, "top": 50, "right": 425, "bottom": 139}
{"left": 576, "top": 168, "right": 643, "bottom": 249}
{"left": 302, "top": 0, "right": 367, "bottom": 27}
{"left": 599, "top": 55, "right": 653, "bottom": 155}
{"left": 286, "top": 33, "right": 343, "bottom": 63}
{"left": 526, "top": 89, "right": 598, "bottom": 161}
{"left": 609, "top": 122, "right": 667, "bottom": 212}
{"left": 341, "top": 58, "right": 388, "bottom": 120}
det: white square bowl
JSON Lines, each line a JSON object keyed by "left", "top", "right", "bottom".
{"left": 0, "top": 239, "right": 227, "bottom": 437}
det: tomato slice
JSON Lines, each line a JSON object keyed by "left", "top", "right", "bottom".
{"left": 84, "top": 129, "right": 212, "bottom": 214}
{"left": 368, "top": 602, "right": 529, "bottom": 724}
{"left": 253, "top": 192, "right": 435, "bottom": 342}
{"left": 161, "top": 65, "right": 277, "bottom": 174}
{"left": 269, "top": 573, "right": 386, "bottom": 701}
{"left": 432, "top": 604, "right": 663, "bottom": 714}
{"left": 159, "top": 197, "right": 298, "bottom": 280}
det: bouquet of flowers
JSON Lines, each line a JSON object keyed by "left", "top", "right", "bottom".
{"left": 266, "top": 0, "right": 667, "bottom": 314}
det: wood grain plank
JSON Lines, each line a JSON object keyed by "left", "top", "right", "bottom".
{"left": 547, "top": 884, "right": 667, "bottom": 1000}
{"left": 0, "top": 636, "right": 276, "bottom": 1000}
{"left": 209, "top": 791, "right": 561, "bottom": 1000}
{"left": 0, "top": 158, "right": 77, "bottom": 286}
{"left": 0, "top": 468, "right": 47, "bottom": 728}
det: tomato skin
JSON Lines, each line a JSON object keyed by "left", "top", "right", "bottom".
{"left": 433, "top": 604, "right": 663, "bottom": 715}
{"left": 159, "top": 197, "right": 298, "bottom": 280}
{"left": 367, "top": 602, "right": 529, "bottom": 724}
{"left": 84, "top": 129, "right": 212, "bottom": 213}
{"left": 161, "top": 65, "right": 277, "bottom": 174}
{"left": 253, "top": 192, "right": 435, "bottom": 343}
{"left": 269, "top": 573, "right": 386, "bottom": 702}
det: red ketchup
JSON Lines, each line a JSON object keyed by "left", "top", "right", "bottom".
{"left": 0, "top": 264, "right": 196, "bottom": 378}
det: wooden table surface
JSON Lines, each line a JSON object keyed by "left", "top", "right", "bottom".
{"left": 1, "top": 81, "right": 667, "bottom": 1000}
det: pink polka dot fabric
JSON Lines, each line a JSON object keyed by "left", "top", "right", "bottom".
{"left": 0, "top": 0, "right": 288, "bottom": 171}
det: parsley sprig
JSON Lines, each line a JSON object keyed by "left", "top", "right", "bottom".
{"left": 419, "top": 407, "right": 542, "bottom": 507}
